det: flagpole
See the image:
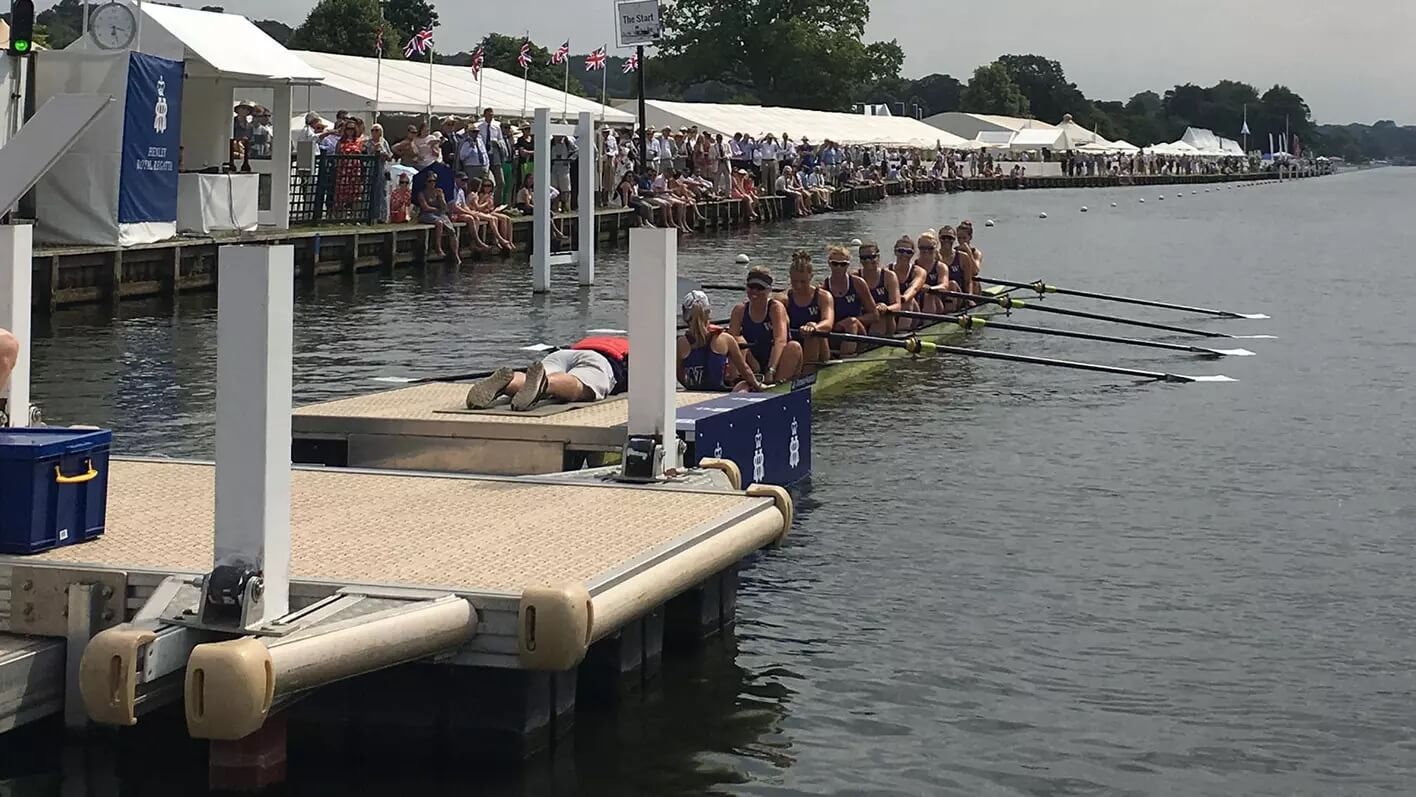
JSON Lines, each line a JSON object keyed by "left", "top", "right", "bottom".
{"left": 521, "top": 31, "right": 530, "bottom": 122}
{"left": 563, "top": 58, "right": 570, "bottom": 121}
{"left": 427, "top": 45, "right": 435, "bottom": 126}
{"left": 600, "top": 52, "right": 607, "bottom": 126}
{"left": 374, "top": 21, "right": 383, "bottom": 118}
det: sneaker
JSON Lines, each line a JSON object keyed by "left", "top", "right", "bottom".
{"left": 465, "top": 367, "right": 514, "bottom": 409}
{"left": 511, "top": 360, "right": 547, "bottom": 412}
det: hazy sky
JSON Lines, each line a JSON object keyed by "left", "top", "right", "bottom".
{"left": 229, "top": 0, "right": 1414, "bottom": 125}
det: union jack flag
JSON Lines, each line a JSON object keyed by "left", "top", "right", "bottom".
{"left": 550, "top": 40, "right": 570, "bottom": 65}
{"left": 517, "top": 40, "right": 532, "bottom": 70}
{"left": 622, "top": 51, "right": 639, "bottom": 73}
{"left": 585, "top": 46, "right": 607, "bottom": 71}
{"left": 404, "top": 27, "right": 433, "bottom": 59}
{"left": 470, "top": 46, "right": 485, "bottom": 80}
{"left": 374, "top": 26, "right": 383, "bottom": 56}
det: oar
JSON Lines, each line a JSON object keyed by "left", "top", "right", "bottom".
{"left": 978, "top": 277, "right": 1270, "bottom": 319}
{"left": 931, "top": 289, "right": 1276, "bottom": 340}
{"left": 812, "top": 330, "right": 1236, "bottom": 384}
{"left": 888, "top": 309, "right": 1256, "bottom": 358}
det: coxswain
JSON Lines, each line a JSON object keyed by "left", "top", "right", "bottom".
{"left": 0, "top": 327, "right": 17, "bottom": 395}
{"left": 824, "top": 244, "right": 878, "bottom": 356}
{"left": 937, "top": 225, "right": 979, "bottom": 311}
{"left": 729, "top": 266, "right": 804, "bottom": 383}
{"left": 678, "top": 290, "right": 763, "bottom": 392}
{"left": 889, "top": 234, "right": 927, "bottom": 331}
{"left": 464, "top": 334, "right": 629, "bottom": 412}
{"left": 915, "top": 230, "right": 957, "bottom": 316}
{"left": 783, "top": 250, "right": 834, "bottom": 371}
{"left": 855, "top": 240, "right": 900, "bottom": 336}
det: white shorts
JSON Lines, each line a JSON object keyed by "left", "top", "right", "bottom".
{"left": 555, "top": 172, "right": 572, "bottom": 193}
{"left": 541, "top": 349, "right": 616, "bottom": 400}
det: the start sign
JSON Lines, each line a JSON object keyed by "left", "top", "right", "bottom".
{"left": 616, "top": 0, "right": 662, "bottom": 47}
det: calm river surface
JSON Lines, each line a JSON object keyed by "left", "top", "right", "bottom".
{"left": 8, "top": 168, "right": 1416, "bottom": 795}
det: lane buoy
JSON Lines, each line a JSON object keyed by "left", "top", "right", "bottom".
{"left": 1192, "top": 191, "right": 1198, "bottom": 195}
{"left": 1139, "top": 198, "right": 1145, "bottom": 203}
{"left": 1038, "top": 212, "right": 1048, "bottom": 219}
{"left": 984, "top": 219, "right": 995, "bottom": 227}
{"left": 1158, "top": 196, "right": 1165, "bottom": 201}
{"left": 1080, "top": 206, "right": 1088, "bottom": 213}
{"left": 1110, "top": 202, "right": 1117, "bottom": 207}
{"left": 849, "top": 238, "right": 863, "bottom": 247}
{"left": 736, "top": 254, "right": 750, "bottom": 265}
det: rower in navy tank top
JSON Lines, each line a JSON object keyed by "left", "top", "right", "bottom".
{"left": 869, "top": 269, "right": 889, "bottom": 306}
{"left": 736, "top": 301, "right": 775, "bottom": 372}
{"left": 832, "top": 272, "right": 862, "bottom": 321}
{"left": 786, "top": 286, "right": 822, "bottom": 329}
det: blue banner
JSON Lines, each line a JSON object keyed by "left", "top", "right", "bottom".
{"left": 118, "top": 52, "right": 183, "bottom": 224}
{"left": 680, "top": 390, "right": 812, "bottom": 487}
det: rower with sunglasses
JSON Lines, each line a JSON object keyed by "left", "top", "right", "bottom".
{"left": 935, "top": 225, "right": 979, "bottom": 311}
{"left": 854, "top": 240, "right": 902, "bottom": 336}
{"left": 888, "top": 235, "right": 928, "bottom": 331}
{"left": 728, "top": 266, "right": 805, "bottom": 384}
{"left": 914, "top": 231, "right": 956, "bottom": 316}
{"left": 785, "top": 250, "right": 835, "bottom": 371}
{"left": 824, "top": 244, "right": 878, "bottom": 356}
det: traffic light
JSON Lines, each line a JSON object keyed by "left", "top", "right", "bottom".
{"left": 8, "top": 0, "right": 35, "bottom": 55}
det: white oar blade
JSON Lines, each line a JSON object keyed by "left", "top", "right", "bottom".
{"left": 1234, "top": 334, "right": 1278, "bottom": 340}
{"left": 1213, "top": 348, "right": 1256, "bottom": 357}
{"left": 372, "top": 376, "right": 417, "bottom": 384}
{"left": 1235, "top": 313, "right": 1271, "bottom": 320}
{"left": 1188, "top": 375, "right": 1238, "bottom": 383}
{"left": 521, "top": 343, "right": 556, "bottom": 352}
{"left": 586, "top": 328, "right": 629, "bottom": 335}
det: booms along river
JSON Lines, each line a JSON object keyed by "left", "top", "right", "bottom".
{"left": 12, "top": 168, "right": 1416, "bottom": 795}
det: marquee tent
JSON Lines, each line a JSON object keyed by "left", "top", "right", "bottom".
{"left": 295, "top": 51, "right": 633, "bottom": 124}
{"left": 631, "top": 100, "right": 973, "bottom": 148}
{"left": 1009, "top": 127, "right": 1065, "bottom": 151}
{"left": 922, "top": 111, "right": 1058, "bottom": 141}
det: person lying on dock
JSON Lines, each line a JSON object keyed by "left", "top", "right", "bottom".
{"left": 678, "top": 290, "right": 764, "bottom": 392}
{"left": 0, "top": 327, "right": 17, "bottom": 393}
{"left": 728, "top": 266, "right": 804, "bottom": 384}
{"left": 464, "top": 336, "right": 630, "bottom": 412}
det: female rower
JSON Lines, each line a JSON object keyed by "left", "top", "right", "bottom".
{"left": 937, "top": 225, "right": 978, "bottom": 311}
{"left": 824, "top": 244, "right": 877, "bottom": 357}
{"left": 677, "top": 290, "right": 763, "bottom": 392}
{"left": 729, "top": 266, "right": 803, "bottom": 384}
{"left": 784, "top": 250, "right": 834, "bottom": 371}
{"left": 915, "top": 231, "right": 956, "bottom": 316}
{"left": 855, "top": 240, "right": 901, "bottom": 336}
{"left": 957, "top": 219, "right": 983, "bottom": 288}
{"left": 889, "top": 234, "right": 927, "bottom": 330}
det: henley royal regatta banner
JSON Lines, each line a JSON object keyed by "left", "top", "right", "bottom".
{"left": 118, "top": 52, "right": 184, "bottom": 225}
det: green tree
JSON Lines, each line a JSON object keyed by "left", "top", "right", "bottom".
{"left": 253, "top": 19, "right": 294, "bottom": 46}
{"left": 960, "top": 62, "right": 1029, "bottom": 117}
{"left": 658, "top": 0, "right": 903, "bottom": 109}
{"left": 996, "top": 54, "right": 1085, "bottom": 123}
{"left": 383, "top": 0, "right": 438, "bottom": 40}
{"left": 289, "top": 0, "right": 393, "bottom": 58}
{"left": 35, "top": 0, "right": 83, "bottom": 50}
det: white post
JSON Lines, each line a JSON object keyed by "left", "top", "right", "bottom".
{"left": 577, "top": 111, "right": 595, "bottom": 285}
{"left": 627, "top": 228, "right": 680, "bottom": 471}
{"left": 213, "top": 245, "right": 294, "bottom": 624}
{"left": 532, "top": 108, "right": 551, "bottom": 293}
{"left": 0, "top": 224, "right": 32, "bottom": 428}
{"left": 270, "top": 82, "right": 294, "bottom": 229}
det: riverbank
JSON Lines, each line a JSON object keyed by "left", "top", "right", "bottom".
{"left": 27, "top": 169, "right": 1322, "bottom": 311}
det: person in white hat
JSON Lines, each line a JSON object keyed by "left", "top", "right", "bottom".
{"left": 676, "top": 290, "right": 762, "bottom": 392}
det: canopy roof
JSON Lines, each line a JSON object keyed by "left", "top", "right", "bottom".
{"left": 139, "top": 5, "right": 322, "bottom": 83}
{"left": 1010, "top": 127, "right": 1065, "bottom": 150}
{"left": 1181, "top": 126, "right": 1221, "bottom": 152}
{"left": 295, "top": 50, "right": 634, "bottom": 123}
{"left": 635, "top": 100, "right": 973, "bottom": 148}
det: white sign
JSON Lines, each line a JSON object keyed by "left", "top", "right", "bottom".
{"left": 616, "top": 0, "right": 663, "bottom": 47}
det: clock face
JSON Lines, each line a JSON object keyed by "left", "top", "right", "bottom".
{"left": 90, "top": 3, "right": 137, "bottom": 50}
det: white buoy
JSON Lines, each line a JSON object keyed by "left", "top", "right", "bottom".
{"left": 1110, "top": 202, "right": 1117, "bottom": 208}
{"left": 985, "top": 219, "right": 995, "bottom": 227}
{"left": 849, "top": 238, "right": 863, "bottom": 247}
{"left": 1158, "top": 196, "right": 1165, "bottom": 201}
{"left": 1038, "top": 212, "right": 1048, "bottom": 219}
{"left": 1192, "top": 191, "right": 1198, "bottom": 195}
{"left": 1080, "top": 206, "right": 1088, "bottom": 213}
{"left": 1139, "top": 198, "right": 1145, "bottom": 203}
{"left": 736, "top": 254, "right": 750, "bottom": 266}
{"left": 1176, "top": 193, "right": 1183, "bottom": 198}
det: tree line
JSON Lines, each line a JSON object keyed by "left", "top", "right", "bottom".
{"left": 17, "top": 0, "right": 1413, "bottom": 162}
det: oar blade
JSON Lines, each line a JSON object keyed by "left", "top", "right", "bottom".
{"left": 1233, "top": 313, "right": 1271, "bottom": 320}
{"left": 1233, "top": 334, "right": 1278, "bottom": 340}
{"left": 521, "top": 343, "right": 557, "bottom": 352}
{"left": 1181, "top": 374, "right": 1239, "bottom": 383}
{"left": 1211, "top": 348, "right": 1256, "bottom": 357}
{"left": 372, "top": 376, "right": 419, "bottom": 384}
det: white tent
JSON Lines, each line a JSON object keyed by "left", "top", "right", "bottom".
{"left": 37, "top": 5, "right": 320, "bottom": 245}
{"left": 972, "top": 130, "right": 1014, "bottom": 149}
{"left": 1009, "top": 127, "right": 1064, "bottom": 151}
{"left": 1109, "top": 139, "right": 1141, "bottom": 153}
{"left": 632, "top": 99, "right": 973, "bottom": 148}
{"left": 1219, "top": 138, "right": 1245, "bottom": 157}
{"left": 295, "top": 51, "right": 633, "bottom": 124}
{"left": 1181, "top": 126, "right": 1221, "bottom": 152}
{"left": 1053, "top": 115, "right": 1111, "bottom": 151}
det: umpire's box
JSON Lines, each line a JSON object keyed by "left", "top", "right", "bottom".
{"left": 677, "top": 390, "right": 810, "bottom": 487}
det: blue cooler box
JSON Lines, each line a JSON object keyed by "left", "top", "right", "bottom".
{"left": 0, "top": 427, "right": 114, "bottom": 555}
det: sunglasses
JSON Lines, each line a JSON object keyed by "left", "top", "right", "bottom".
{"left": 746, "top": 284, "right": 769, "bottom": 292}
{"left": 860, "top": 253, "right": 879, "bottom": 261}
{"left": 895, "top": 248, "right": 915, "bottom": 255}
{"left": 828, "top": 260, "right": 851, "bottom": 267}
{"left": 919, "top": 245, "right": 936, "bottom": 252}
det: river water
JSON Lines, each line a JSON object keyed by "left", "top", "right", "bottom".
{"left": 9, "top": 169, "right": 1416, "bottom": 795}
